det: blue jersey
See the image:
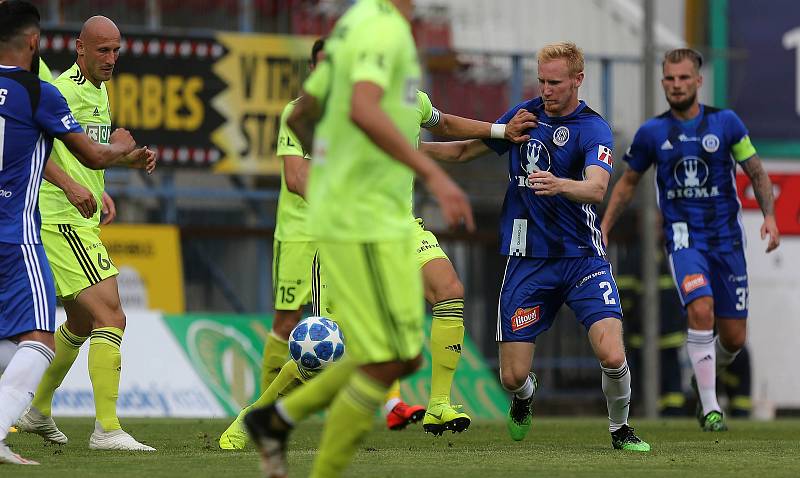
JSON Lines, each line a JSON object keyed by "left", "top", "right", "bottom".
{"left": 484, "top": 98, "right": 614, "bottom": 258}
{"left": 625, "top": 105, "right": 754, "bottom": 252}
{"left": 0, "top": 66, "right": 81, "bottom": 245}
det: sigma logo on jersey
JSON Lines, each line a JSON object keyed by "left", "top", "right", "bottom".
{"left": 516, "top": 139, "right": 551, "bottom": 187}
{"left": 86, "top": 124, "right": 111, "bottom": 144}
{"left": 511, "top": 306, "right": 540, "bottom": 332}
{"left": 681, "top": 273, "right": 708, "bottom": 294}
{"left": 553, "top": 126, "right": 569, "bottom": 146}
{"left": 597, "top": 145, "right": 613, "bottom": 166}
{"left": 702, "top": 134, "right": 720, "bottom": 152}
{"left": 668, "top": 156, "right": 719, "bottom": 200}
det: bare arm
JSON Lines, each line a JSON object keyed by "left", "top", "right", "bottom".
{"left": 283, "top": 155, "right": 309, "bottom": 199}
{"left": 43, "top": 161, "right": 97, "bottom": 219}
{"left": 58, "top": 128, "right": 140, "bottom": 170}
{"left": 599, "top": 167, "right": 643, "bottom": 244}
{"left": 740, "top": 154, "right": 780, "bottom": 252}
{"left": 428, "top": 109, "right": 537, "bottom": 142}
{"left": 287, "top": 94, "right": 323, "bottom": 154}
{"left": 420, "top": 140, "right": 491, "bottom": 163}
{"left": 529, "top": 165, "right": 610, "bottom": 204}
{"left": 350, "top": 81, "right": 474, "bottom": 231}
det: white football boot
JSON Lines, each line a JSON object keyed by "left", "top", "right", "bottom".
{"left": 16, "top": 407, "right": 68, "bottom": 445}
{"left": 0, "top": 440, "right": 39, "bottom": 465}
{"left": 89, "top": 421, "right": 156, "bottom": 451}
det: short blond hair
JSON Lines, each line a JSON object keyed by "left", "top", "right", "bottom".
{"left": 537, "top": 41, "right": 584, "bottom": 77}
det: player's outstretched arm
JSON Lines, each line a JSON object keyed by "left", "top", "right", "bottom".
{"left": 420, "top": 140, "right": 491, "bottom": 163}
{"left": 59, "top": 128, "right": 137, "bottom": 170}
{"left": 351, "top": 81, "right": 474, "bottom": 231}
{"left": 528, "top": 164, "right": 610, "bottom": 204}
{"left": 429, "top": 109, "right": 537, "bottom": 142}
{"left": 283, "top": 155, "right": 309, "bottom": 198}
{"left": 740, "top": 154, "right": 780, "bottom": 252}
{"left": 287, "top": 94, "right": 323, "bottom": 154}
{"left": 599, "top": 167, "right": 643, "bottom": 246}
{"left": 43, "top": 161, "right": 97, "bottom": 219}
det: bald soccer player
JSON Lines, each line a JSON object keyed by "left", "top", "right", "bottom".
{"left": 17, "top": 16, "right": 157, "bottom": 451}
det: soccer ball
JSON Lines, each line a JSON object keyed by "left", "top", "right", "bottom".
{"left": 289, "top": 316, "right": 345, "bottom": 371}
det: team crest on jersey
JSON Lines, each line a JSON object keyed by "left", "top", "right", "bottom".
{"left": 682, "top": 274, "right": 708, "bottom": 294}
{"left": 702, "top": 134, "right": 720, "bottom": 153}
{"left": 553, "top": 126, "right": 569, "bottom": 146}
{"left": 511, "top": 306, "right": 540, "bottom": 332}
{"left": 520, "top": 139, "right": 551, "bottom": 174}
{"left": 597, "top": 145, "right": 613, "bottom": 166}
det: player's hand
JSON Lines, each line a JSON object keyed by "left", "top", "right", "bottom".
{"left": 528, "top": 171, "right": 563, "bottom": 196}
{"left": 761, "top": 215, "right": 780, "bottom": 253}
{"left": 65, "top": 182, "right": 97, "bottom": 219}
{"left": 109, "top": 128, "right": 136, "bottom": 154}
{"left": 505, "top": 109, "right": 538, "bottom": 143}
{"left": 100, "top": 191, "right": 117, "bottom": 225}
{"left": 425, "top": 170, "right": 475, "bottom": 232}
{"left": 126, "top": 146, "right": 158, "bottom": 173}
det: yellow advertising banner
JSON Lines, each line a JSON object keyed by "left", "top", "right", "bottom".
{"left": 99, "top": 224, "right": 185, "bottom": 314}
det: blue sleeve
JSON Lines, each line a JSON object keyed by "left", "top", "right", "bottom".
{"left": 482, "top": 101, "right": 529, "bottom": 155}
{"left": 33, "top": 82, "right": 82, "bottom": 137}
{"left": 623, "top": 125, "right": 653, "bottom": 173}
{"left": 723, "top": 110, "right": 749, "bottom": 145}
{"left": 581, "top": 119, "right": 615, "bottom": 174}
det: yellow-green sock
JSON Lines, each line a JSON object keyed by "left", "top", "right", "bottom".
{"left": 32, "top": 324, "right": 88, "bottom": 416}
{"left": 384, "top": 380, "right": 401, "bottom": 404}
{"left": 279, "top": 358, "right": 356, "bottom": 423}
{"left": 311, "top": 371, "right": 389, "bottom": 478}
{"left": 89, "top": 326, "right": 123, "bottom": 431}
{"left": 429, "top": 299, "right": 465, "bottom": 405}
{"left": 260, "top": 331, "right": 290, "bottom": 391}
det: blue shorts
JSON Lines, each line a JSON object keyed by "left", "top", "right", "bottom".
{"left": 668, "top": 247, "right": 748, "bottom": 318}
{"left": 0, "top": 243, "right": 56, "bottom": 339}
{"left": 497, "top": 255, "right": 623, "bottom": 342}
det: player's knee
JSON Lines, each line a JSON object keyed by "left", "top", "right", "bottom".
{"left": 403, "top": 354, "right": 423, "bottom": 375}
{"left": 721, "top": 331, "right": 746, "bottom": 352}
{"left": 599, "top": 352, "right": 626, "bottom": 369}
{"left": 499, "top": 367, "right": 527, "bottom": 391}
{"left": 432, "top": 277, "right": 464, "bottom": 304}
{"left": 687, "top": 300, "right": 714, "bottom": 328}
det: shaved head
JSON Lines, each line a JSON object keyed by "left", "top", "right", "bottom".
{"left": 75, "top": 15, "right": 121, "bottom": 86}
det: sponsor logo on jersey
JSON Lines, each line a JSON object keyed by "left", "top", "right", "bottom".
{"left": 728, "top": 274, "right": 747, "bottom": 283}
{"left": 553, "top": 126, "right": 569, "bottom": 146}
{"left": 681, "top": 273, "right": 708, "bottom": 294}
{"left": 668, "top": 156, "right": 719, "bottom": 200}
{"left": 702, "top": 134, "right": 720, "bottom": 153}
{"left": 0, "top": 189, "right": 12, "bottom": 199}
{"left": 576, "top": 269, "right": 607, "bottom": 288}
{"left": 516, "top": 139, "right": 551, "bottom": 187}
{"left": 678, "top": 133, "right": 699, "bottom": 142}
{"left": 60, "top": 113, "right": 79, "bottom": 130}
{"left": 511, "top": 306, "right": 540, "bottom": 332}
{"left": 597, "top": 145, "right": 613, "bottom": 166}
{"left": 85, "top": 124, "right": 112, "bottom": 144}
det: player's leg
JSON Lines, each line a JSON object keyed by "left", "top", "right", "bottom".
{"left": 669, "top": 249, "right": 725, "bottom": 430}
{"left": 569, "top": 256, "right": 648, "bottom": 451}
{"left": 262, "top": 240, "right": 314, "bottom": 391}
{"left": 245, "top": 239, "right": 424, "bottom": 477}
{"left": 498, "top": 341, "right": 537, "bottom": 441}
{"left": 0, "top": 244, "right": 56, "bottom": 464}
{"left": 722, "top": 346, "right": 752, "bottom": 417}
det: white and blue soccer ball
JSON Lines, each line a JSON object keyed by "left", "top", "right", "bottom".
{"left": 289, "top": 316, "right": 345, "bottom": 371}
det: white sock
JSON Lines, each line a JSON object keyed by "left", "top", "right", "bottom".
{"left": 508, "top": 375, "right": 535, "bottom": 400}
{"left": 0, "top": 341, "right": 54, "bottom": 441}
{"left": 0, "top": 340, "right": 18, "bottom": 374}
{"left": 714, "top": 336, "right": 740, "bottom": 373}
{"left": 601, "top": 361, "right": 631, "bottom": 433}
{"left": 687, "top": 329, "right": 720, "bottom": 416}
{"left": 383, "top": 397, "right": 401, "bottom": 417}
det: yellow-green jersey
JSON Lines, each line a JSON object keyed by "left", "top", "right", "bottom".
{"left": 304, "top": 0, "right": 422, "bottom": 242}
{"left": 38, "top": 58, "right": 53, "bottom": 82}
{"left": 39, "top": 63, "right": 111, "bottom": 226}
{"left": 275, "top": 99, "right": 312, "bottom": 242}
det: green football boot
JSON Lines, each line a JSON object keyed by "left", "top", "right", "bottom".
{"left": 611, "top": 425, "right": 651, "bottom": 452}
{"left": 506, "top": 373, "right": 538, "bottom": 442}
{"left": 423, "top": 402, "right": 471, "bottom": 436}
{"left": 701, "top": 411, "right": 729, "bottom": 432}
{"left": 219, "top": 409, "right": 250, "bottom": 450}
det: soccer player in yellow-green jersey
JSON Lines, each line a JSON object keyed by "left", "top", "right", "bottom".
{"left": 242, "top": 0, "right": 475, "bottom": 476}
{"left": 17, "top": 15, "right": 157, "bottom": 452}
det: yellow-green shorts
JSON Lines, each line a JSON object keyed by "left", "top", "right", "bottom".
{"left": 273, "top": 240, "right": 319, "bottom": 311}
{"left": 40, "top": 224, "right": 118, "bottom": 300}
{"left": 413, "top": 218, "right": 448, "bottom": 269}
{"left": 318, "top": 239, "right": 424, "bottom": 364}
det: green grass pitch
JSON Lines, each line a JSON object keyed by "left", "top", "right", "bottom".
{"left": 5, "top": 417, "right": 800, "bottom": 477}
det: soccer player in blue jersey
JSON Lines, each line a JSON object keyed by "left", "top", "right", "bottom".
{"left": 601, "top": 48, "right": 780, "bottom": 432}
{"left": 422, "top": 41, "right": 649, "bottom": 451}
{"left": 0, "top": 1, "right": 147, "bottom": 464}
